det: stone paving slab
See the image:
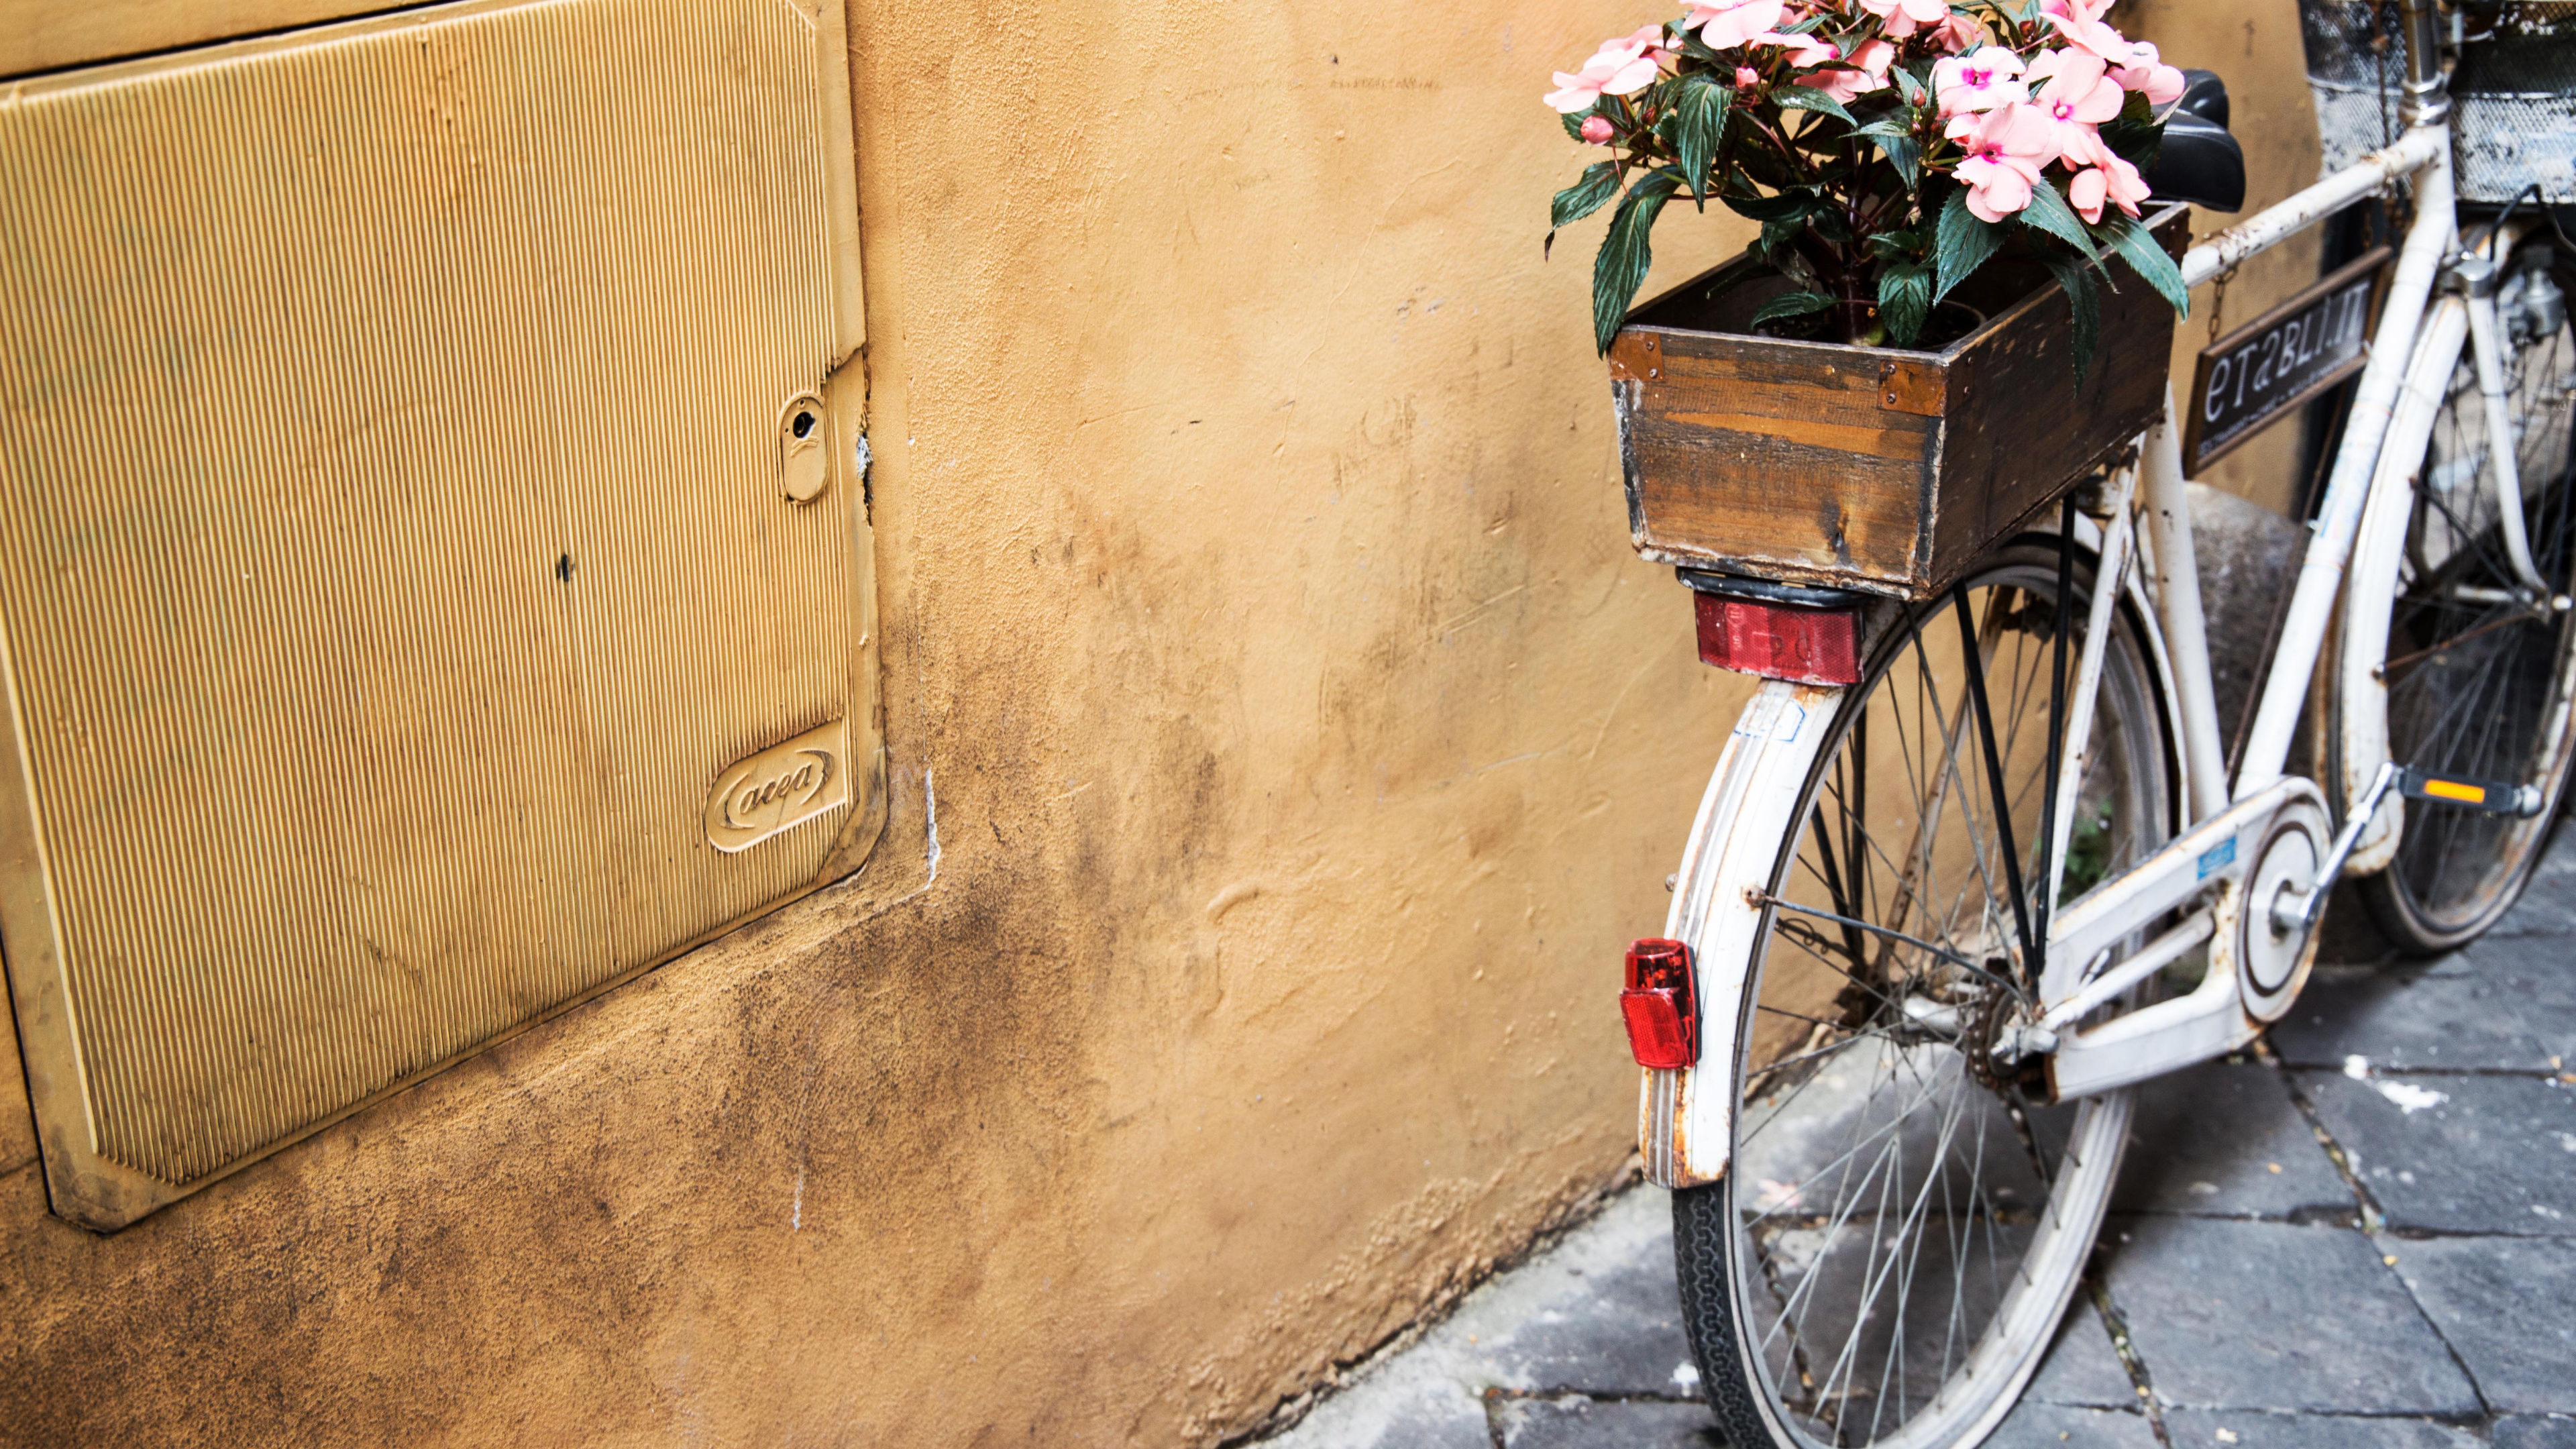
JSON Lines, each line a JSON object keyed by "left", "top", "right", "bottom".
{"left": 2489, "top": 830, "right": 2576, "bottom": 939}
{"left": 2271, "top": 937, "right": 2576, "bottom": 1075}
{"left": 2021, "top": 1301, "right": 2141, "bottom": 1409}
{"left": 2498, "top": 1415, "right": 2576, "bottom": 1449}
{"left": 2114, "top": 1061, "right": 2352, "bottom": 1219}
{"left": 1494, "top": 1397, "right": 1717, "bottom": 1448}
{"left": 2157, "top": 1409, "right": 2480, "bottom": 1447}
{"left": 2298, "top": 1071, "right": 2576, "bottom": 1234}
{"left": 2388, "top": 1234, "right": 2576, "bottom": 1413}
{"left": 1260, "top": 1190, "right": 1697, "bottom": 1449}
{"left": 2098, "top": 1215, "right": 2480, "bottom": 1414}
{"left": 1984, "top": 1401, "right": 2159, "bottom": 1447}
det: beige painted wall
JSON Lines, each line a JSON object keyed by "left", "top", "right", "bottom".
{"left": 0, "top": 1, "right": 2320, "bottom": 1444}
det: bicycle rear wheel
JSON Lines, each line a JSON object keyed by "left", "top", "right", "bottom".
{"left": 2341, "top": 237, "right": 2576, "bottom": 953}
{"left": 1674, "top": 539, "right": 2177, "bottom": 1449}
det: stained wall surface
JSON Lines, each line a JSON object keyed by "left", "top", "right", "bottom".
{"left": 0, "top": 1, "right": 2320, "bottom": 1444}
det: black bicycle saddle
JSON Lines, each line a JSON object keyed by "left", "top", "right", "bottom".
{"left": 2144, "top": 68, "right": 2247, "bottom": 213}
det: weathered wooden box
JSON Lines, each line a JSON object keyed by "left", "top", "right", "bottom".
{"left": 1609, "top": 207, "right": 2188, "bottom": 600}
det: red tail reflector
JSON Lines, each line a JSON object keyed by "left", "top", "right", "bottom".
{"left": 1621, "top": 937, "right": 1699, "bottom": 1069}
{"left": 1695, "top": 594, "right": 1861, "bottom": 686}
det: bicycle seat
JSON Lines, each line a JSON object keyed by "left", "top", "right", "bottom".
{"left": 2145, "top": 68, "right": 2247, "bottom": 213}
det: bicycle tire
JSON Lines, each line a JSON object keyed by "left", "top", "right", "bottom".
{"left": 2334, "top": 237, "right": 2576, "bottom": 954}
{"left": 1673, "top": 539, "right": 2178, "bottom": 1449}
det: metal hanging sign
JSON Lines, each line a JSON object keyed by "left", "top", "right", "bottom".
{"left": 2183, "top": 246, "right": 2395, "bottom": 476}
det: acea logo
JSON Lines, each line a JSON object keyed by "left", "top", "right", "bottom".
{"left": 704, "top": 718, "right": 852, "bottom": 853}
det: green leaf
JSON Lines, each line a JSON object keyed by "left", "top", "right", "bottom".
{"left": 1750, "top": 290, "right": 1836, "bottom": 327}
{"left": 1592, "top": 172, "right": 1682, "bottom": 355}
{"left": 1669, "top": 76, "right": 1730, "bottom": 203}
{"left": 1878, "top": 263, "right": 1932, "bottom": 347}
{"left": 1773, "top": 86, "right": 1856, "bottom": 127}
{"left": 1866, "top": 229, "right": 1922, "bottom": 260}
{"left": 2018, "top": 181, "right": 2104, "bottom": 272}
{"left": 1723, "top": 189, "right": 1817, "bottom": 223}
{"left": 2098, "top": 213, "right": 2191, "bottom": 318}
{"left": 1878, "top": 131, "right": 1920, "bottom": 187}
{"left": 1561, "top": 106, "right": 1596, "bottom": 144}
{"left": 1551, "top": 162, "right": 1621, "bottom": 228}
{"left": 1849, "top": 117, "right": 1910, "bottom": 139}
{"left": 1754, "top": 216, "right": 1805, "bottom": 264}
{"left": 2041, "top": 252, "right": 2100, "bottom": 386}
{"left": 1934, "top": 189, "right": 2002, "bottom": 303}
{"left": 1892, "top": 64, "right": 1929, "bottom": 106}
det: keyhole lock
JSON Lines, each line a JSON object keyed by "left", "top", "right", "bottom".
{"left": 777, "top": 392, "right": 829, "bottom": 503}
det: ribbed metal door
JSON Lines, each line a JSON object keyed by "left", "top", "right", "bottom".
{"left": 0, "top": 0, "right": 881, "bottom": 1228}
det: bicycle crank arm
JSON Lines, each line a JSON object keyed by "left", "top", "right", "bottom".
{"left": 2041, "top": 777, "right": 2333, "bottom": 1100}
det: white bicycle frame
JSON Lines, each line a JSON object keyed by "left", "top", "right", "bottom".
{"left": 1645, "top": 115, "right": 2558, "bottom": 1187}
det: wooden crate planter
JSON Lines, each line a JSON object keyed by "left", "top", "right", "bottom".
{"left": 1609, "top": 207, "right": 2189, "bottom": 600}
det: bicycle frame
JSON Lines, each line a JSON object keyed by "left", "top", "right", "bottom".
{"left": 1642, "top": 97, "right": 2559, "bottom": 1185}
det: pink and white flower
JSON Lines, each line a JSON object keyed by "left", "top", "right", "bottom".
{"left": 2027, "top": 49, "right": 2127, "bottom": 164}
{"left": 1544, "top": 27, "right": 1668, "bottom": 113}
{"left": 1860, "top": 0, "right": 1950, "bottom": 40}
{"left": 1750, "top": 29, "right": 1840, "bottom": 68}
{"left": 1804, "top": 38, "right": 1895, "bottom": 103}
{"left": 1684, "top": 0, "right": 1786, "bottom": 50}
{"left": 2041, "top": 0, "right": 2155, "bottom": 70}
{"left": 1932, "top": 46, "right": 2027, "bottom": 116}
{"left": 1945, "top": 104, "right": 2054, "bottom": 220}
{"left": 2111, "top": 41, "right": 2189, "bottom": 105}
{"left": 2068, "top": 131, "right": 2153, "bottom": 220}
{"left": 1931, "top": 11, "right": 1984, "bottom": 52}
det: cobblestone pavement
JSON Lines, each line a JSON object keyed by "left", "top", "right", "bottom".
{"left": 1260, "top": 833, "right": 2576, "bottom": 1449}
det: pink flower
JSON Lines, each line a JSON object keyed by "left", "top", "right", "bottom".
{"left": 1933, "top": 46, "right": 2027, "bottom": 116}
{"left": 1945, "top": 104, "right": 2053, "bottom": 221}
{"left": 2067, "top": 131, "right": 2153, "bottom": 220}
{"left": 2041, "top": 0, "right": 2154, "bottom": 69}
{"left": 1860, "top": 0, "right": 1950, "bottom": 40}
{"left": 1735, "top": 65, "right": 1762, "bottom": 87}
{"left": 1805, "top": 37, "right": 1895, "bottom": 103}
{"left": 2110, "top": 41, "right": 2188, "bottom": 105}
{"left": 1931, "top": 11, "right": 1984, "bottom": 52}
{"left": 1544, "top": 28, "right": 1667, "bottom": 113}
{"left": 1750, "top": 30, "right": 1839, "bottom": 68}
{"left": 1580, "top": 115, "right": 1616, "bottom": 144}
{"left": 2027, "top": 48, "right": 2127, "bottom": 164}
{"left": 1684, "top": 0, "right": 1786, "bottom": 50}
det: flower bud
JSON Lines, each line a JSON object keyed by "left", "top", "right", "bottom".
{"left": 1735, "top": 66, "right": 1760, "bottom": 87}
{"left": 1580, "top": 115, "right": 1616, "bottom": 144}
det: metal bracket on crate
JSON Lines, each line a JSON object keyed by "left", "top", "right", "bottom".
{"left": 1674, "top": 568, "right": 1873, "bottom": 609}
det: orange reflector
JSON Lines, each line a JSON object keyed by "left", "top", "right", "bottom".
{"left": 2422, "top": 778, "right": 2486, "bottom": 804}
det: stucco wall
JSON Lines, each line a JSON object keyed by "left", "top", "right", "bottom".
{"left": 0, "top": 2, "right": 2320, "bottom": 1444}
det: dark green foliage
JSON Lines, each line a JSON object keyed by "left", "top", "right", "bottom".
{"left": 1750, "top": 290, "right": 1836, "bottom": 326}
{"left": 1934, "top": 189, "right": 2002, "bottom": 304}
{"left": 1593, "top": 172, "right": 1683, "bottom": 354}
{"left": 2041, "top": 250, "right": 2100, "bottom": 384}
{"left": 1552, "top": 162, "right": 1621, "bottom": 227}
{"left": 1877, "top": 263, "right": 1931, "bottom": 345}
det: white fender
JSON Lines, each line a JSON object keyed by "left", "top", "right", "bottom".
{"left": 1642, "top": 679, "right": 1842, "bottom": 1189}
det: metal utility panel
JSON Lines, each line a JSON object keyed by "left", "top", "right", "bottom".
{"left": 0, "top": 0, "right": 883, "bottom": 1230}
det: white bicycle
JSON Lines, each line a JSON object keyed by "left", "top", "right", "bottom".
{"left": 1633, "top": 3, "right": 2576, "bottom": 1444}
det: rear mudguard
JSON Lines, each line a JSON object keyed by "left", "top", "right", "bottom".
{"left": 1642, "top": 679, "right": 1842, "bottom": 1189}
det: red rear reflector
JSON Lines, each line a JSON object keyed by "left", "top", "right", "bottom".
{"left": 1695, "top": 594, "right": 1861, "bottom": 686}
{"left": 1621, "top": 937, "right": 1700, "bottom": 1069}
